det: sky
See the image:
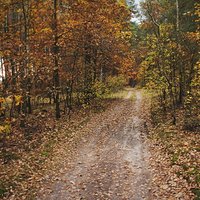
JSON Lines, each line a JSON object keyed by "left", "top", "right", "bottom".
{"left": 135, "top": 0, "right": 141, "bottom": 5}
{"left": 127, "top": 0, "right": 142, "bottom": 6}
{"left": 130, "top": 0, "right": 143, "bottom": 23}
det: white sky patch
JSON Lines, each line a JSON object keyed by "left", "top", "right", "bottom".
{"left": 130, "top": 0, "right": 144, "bottom": 23}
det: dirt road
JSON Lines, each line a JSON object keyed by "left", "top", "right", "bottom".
{"left": 37, "top": 89, "right": 152, "bottom": 200}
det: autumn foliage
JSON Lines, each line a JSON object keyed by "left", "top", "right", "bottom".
{"left": 133, "top": 0, "right": 200, "bottom": 126}
{"left": 0, "top": 0, "right": 133, "bottom": 122}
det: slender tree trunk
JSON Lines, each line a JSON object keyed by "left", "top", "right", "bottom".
{"left": 176, "top": 0, "right": 184, "bottom": 105}
{"left": 21, "top": 0, "right": 32, "bottom": 114}
{"left": 53, "top": 0, "right": 60, "bottom": 119}
{"left": 162, "top": 89, "right": 166, "bottom": 112}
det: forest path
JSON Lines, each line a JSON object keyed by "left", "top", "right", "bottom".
{"left": 37, "top": 89, "right": 152, "bottom": 200}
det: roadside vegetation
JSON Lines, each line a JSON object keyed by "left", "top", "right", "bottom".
{"left": 132, "top": 1, "right": 199, "bottom": 198}
{"left": 148, "top": 93, "right": 200, "bottom": 199}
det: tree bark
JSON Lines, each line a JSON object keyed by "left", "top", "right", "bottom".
{"left": 53, "top": 0, "right": 61, "bottom": 119}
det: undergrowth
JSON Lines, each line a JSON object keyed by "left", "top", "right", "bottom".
{"left": 150, "top": 95, "right": 200, "bottom": 199}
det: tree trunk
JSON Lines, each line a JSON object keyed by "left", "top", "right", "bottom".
{"left": 53, "top": 0, "right": 60, "bottom": 119}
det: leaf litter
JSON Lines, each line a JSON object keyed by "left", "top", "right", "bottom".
{"left": 1, "top": 89, "right": 198, "bottom": 200}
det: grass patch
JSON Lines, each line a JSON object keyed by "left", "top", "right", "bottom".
{"left": 191, "top": 188, "right": 200, "bottom": 200}
{"left": 104, "top": 89, "right": 129, "bottom": 99}
{"left": 0, "top": 187, "right": 7, "bottom": 198}
{"left": 41, "top": 151, "right": 49, "bottom": 157}
{"left": 40, "top": 140, "right": 56, "bottom": 158}
{"left": 141, "top": 88, "right": 156, "bottom": 98}
{"left": 0, "top": 151, "right": 20, "bottom": 163}
{"left": 171, "top": 152, "right": 180, "bottom": 164}
{"left": 158, "top": 130, "right": 174, "bottom": 140}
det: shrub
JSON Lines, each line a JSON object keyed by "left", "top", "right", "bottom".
{"left": 92, "top": 81, "right": 109, "bottom": 98}
{"left": 183, "top": 117, "right": 200, "bottom": 131}
{"left": 106, "top": 75, "right": 127, "bottom": 93}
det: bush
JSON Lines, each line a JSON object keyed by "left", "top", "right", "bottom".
{"left": 92, "top": 75, "right": 127, "bottom": 99}
{"left": 92, "top": 81, "right": 109, "bottom": 98}
{"left": 183, "top": 117, "right": 200, "bottom": 131}
{"left": 106, "top": 75, "right": 127, "bottom": 93}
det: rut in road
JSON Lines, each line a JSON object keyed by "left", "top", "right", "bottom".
{"left": 37, "top": 89, "right": 152, "bottom": 200}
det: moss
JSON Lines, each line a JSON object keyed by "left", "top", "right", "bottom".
{"left": 184, "top": 117, "right": 200, "bottom": 131}
{"left": 1, "top": 151, "right": 20, "bottom": 163}
{"left": 0, "top": 187, "right": 7, "bottom": 197}
{"left": 171, "top": 152, "right": 180, "bottom": 164}
{"left": 191, "top": 188, "right": 200, "bottom": 200}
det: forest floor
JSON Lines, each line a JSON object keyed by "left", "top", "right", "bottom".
{"left": 36, "top": 89, "right": 151, "bottom": 200}
{"left": 1, "top": 88, "right": 198, "bottom": 200}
